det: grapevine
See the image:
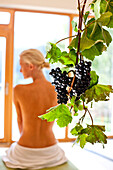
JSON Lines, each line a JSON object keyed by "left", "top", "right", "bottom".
{"left": 39, "top": 0, "right": 113, "bottom": 148}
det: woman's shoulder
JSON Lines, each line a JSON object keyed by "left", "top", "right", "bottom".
{"left": 13, "top": 84, "right": 26, "bottom": 94}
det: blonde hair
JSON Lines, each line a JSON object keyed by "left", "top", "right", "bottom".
{"left": 20, "top": 49, "right": 50, "bottom": 69}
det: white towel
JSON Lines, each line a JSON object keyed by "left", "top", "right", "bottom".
{"left": 2, "top": 142, "right": 67, "bottom": 169}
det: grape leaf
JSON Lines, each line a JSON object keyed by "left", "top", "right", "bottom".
{"left": 85, "top": 125, "right": 107, "bottom": 145}
{"left": 94, "top": 0, "right": 101, "bottom": 19}
{"left": 81, "top": 42, "right": 106, "bottom": 61}
{"left": 102, "top": 28, "right": 112, "bottom": 46}
{"left": 84, "top": 84, "right": 113, "bottom": 103}
{"left": 58, "top": 51, "right": 75, "bottom": 66}
{"left": 80, "top": 32, "right": 96, "bottom": 51}
{"left": 75, "top": 134, "right": 88, "bottom": 148}
{"left": 71, "top": 124, "right": 107, "bottom": 148}
{"left": 46, "top": 43, "right": 61, "bottom": 63}
{"left": 88, "top": 71, "right": 99, "bottom": 88}
{"left": 80, "top": 32, "right": 103, "bottom": 52}
{"left": 89, "top": 22, "right": 103, "bottom": 40}
{"left": 106, "top": 0, "right": 113, "bottom": 14}
{"left": 88, "top": 22, "right": 112, "bottom": 47}
{"left": 39, "top": 104, "right": 72, "bottom": 127}
{"left": 100, "top": 0, "right": 108, "bottom": 14}
{"left": 58, "top": 50, "right": 77, "bottom": 66}
{"left": 90, "top": 0, "right": 97, "bottom": 12}
{"left": 83, "top": 11, "right": 90, "bottom": 23}
{"left": 69, "top": 97, "right": 83, "bottom": 114}
{"left": 69, "top": 37, "right": 78, "bottom": 49}
{"left": 107, "top": 15, "right": 113, "bottom": 28}
{"left": 71, "top": 20, "right": 78, "bottom": 32}
{"left": 71, "top": 124, "right": 83, "bottom": 136}
{"left": 97, "top": 11, "right": 112, "bottom": 26}
{"left": 90, "top": 0, "right": 112, "bottom": 15}
{"left": 79, "top": 134, "right": 88, "bottom": 148}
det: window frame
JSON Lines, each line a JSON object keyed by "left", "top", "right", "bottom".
{"left": 0, "top": 8, "right": 14, "bottom": 145}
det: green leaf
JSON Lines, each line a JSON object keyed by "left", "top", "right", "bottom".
{"left": 94, "top": 0, "right": 101, "bottom": 19}
{"left": 81, "top": 42, "right": 106, "bottom": 61}
{"left": 71, "top": 124, "right": 83, "bottom": 136}
{"left": 69, "top": 37, "right": 78, "bottom": 49}
{"left": 79, "top": 134, "right": 88, "bottom": 148}
{"left": 90, "top": 0, "right": 111, "bottom": 15}
{"left": 97, "top": 11, "right": 112, "bottom": 26}
{"left": 46, "top": 43, "right": 62, "bottom": 63}
{"left": 39, "top": 104, "right": 72, "bottom": 127}
{"left": 71, "top": 124, "right": 107, "bottom": 148}
{"left": 90, "top": 0, "right": 97, "bottom": 12}
{"left": 102, "top": 28, "right": 112, "bottom": 46}
{"left": 83, "top": 11, "right": 90, "bottom": 23}
{"left": 86, "top": 125, "right": 107, "bottom": 144}
{"left": 70, "top": 96, "right": 76, "bottom": 105}
{"left": 80, "top": 32, "right": 97, "bottom": 51}
{"left": 59, "top": 51, "right": 76, "bottom": 66}
{"left": 81, "top": 31, "right": 104, "bottom": 52}
{"left": 107, "top": 0, "right": 113, "bottom": 14}
{"left": 89, "top": 22, "right": 102, "bottom": 40}
{"left": 88, "top": 71, "right": 99, "bottom": 88}
{"left": 100, "top": 0, "right": 108, "bottom": 14}
{"left": 74, "top": 112, "right": 78, "bottom": 116}
{"left": 74, "top": 105, "right": 79, "bottom": 113}
{"left": 84, "top": 84, "right": 113, "bottom": 103}
{"left": 88, "top": 22, "right": 112, "bottom": 47}
{"left": 78, "top": 105, "right": 83, "bottom": 111}
{"left": 71, "top": 20, "right": 78, "bottom": 32}
{"left": 107, "top": 14, "right": 113, "bottom": 28}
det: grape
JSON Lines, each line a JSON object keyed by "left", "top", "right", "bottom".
{"left": 49, "top": 60, "right": 91, "bottom": 104}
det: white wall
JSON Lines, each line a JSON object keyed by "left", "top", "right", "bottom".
{"left": 0, "top": 0, "right": 92, "bottom": 14}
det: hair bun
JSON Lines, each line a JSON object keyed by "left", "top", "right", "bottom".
{"left": 41, "top": 62, "right": 50, "bottom": 69}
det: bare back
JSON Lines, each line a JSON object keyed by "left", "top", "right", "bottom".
{"left": 13, "top": 79, "right": 58, "bottom": 148}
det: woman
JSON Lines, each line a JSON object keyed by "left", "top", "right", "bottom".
{"left": 2, "top": 49, "right": 67, "bottom": 169}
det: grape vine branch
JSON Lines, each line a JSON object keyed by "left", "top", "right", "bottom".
{"left": 39, "top": 0, "right": 113, "bottom": 148}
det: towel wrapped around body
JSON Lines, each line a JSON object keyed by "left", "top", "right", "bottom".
{"left": 2, "top": 142, "right": 67, "bottom": 169}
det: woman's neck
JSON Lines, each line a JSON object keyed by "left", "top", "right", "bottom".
{"left": 32, "top": 69, "right": 46, "bottom": 82}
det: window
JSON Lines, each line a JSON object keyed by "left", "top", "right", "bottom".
{"left": 12, "top": 11, "right": 70, "bottom": 141}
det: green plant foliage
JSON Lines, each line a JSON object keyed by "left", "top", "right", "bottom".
{"left": 100, "top": 0, "right": 108, "bottom": 14}
{"left": 94, "top": 0, "right": 101, "bottom": 19}
{"left": 97, "top": 11, "right": 112, "bottom": 26}
{"left": 68, "top": 37, "right": 78, "bottom": 50}
{"left": 39, "top": 0, "right": 113, "bottom": 149}
{"left": 81, "top": 42, "right": 106, "bottom": 61}
{"left": 107, "top": 15, "right": 113, "bottom": 27}
{"left": 88, "top": 71, "right": 99, "bottom": 88}
{"left": 46, "top": 43, "right": 61, "bottom": 63}
{"left": 39, "top": 104, "right": 72, "bottom": 127}
{"left": 59, "top": 50, "right": 77, "bottom": 66}
{"left": 46, "top": 43, "right": 77, "bottom": 66}
{"left": 71, "top": 124, "right": 107, "bottom": 148}
{"left": 83, "top": 11, "right": 90, "bottom": 24}
{"left": 84, "top": 84, "right": 113, "bottom": 103}
{"left": 71, "top": 20, "right": 78, "bottom": 32}
{"left": 87, "top": 22, "right": 112, "bottom": 46}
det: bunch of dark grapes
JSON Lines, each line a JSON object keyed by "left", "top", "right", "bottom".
{"left": 49, "top": 67, "right": 69, "bottom": 104}
{"left": 49, "top": 60, "right": 91, "bottom": 104}
{"left": 71, "top": 60, "right": 92, "bottom": 101}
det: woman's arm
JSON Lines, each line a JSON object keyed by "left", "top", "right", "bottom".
{"left": 13, "top": 86, "right": 23, "bottom": 134}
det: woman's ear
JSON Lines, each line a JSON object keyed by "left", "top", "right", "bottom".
{"left": 29, "top": 63, "right": 34, "bottom": 70}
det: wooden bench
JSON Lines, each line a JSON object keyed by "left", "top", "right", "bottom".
{"left": 0, "top": 157, "right": 78, "bottom": 170}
